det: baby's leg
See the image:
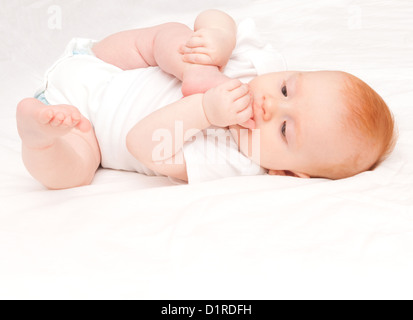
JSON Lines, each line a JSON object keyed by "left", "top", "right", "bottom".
{"left": 92, "top": 10, "right": 236, "bottom": 96}
{"left": 150, "top": 22, "right": 233, "bottom": 96}
{"left": 16, "top": 98, "right": 101, "bottom": 190}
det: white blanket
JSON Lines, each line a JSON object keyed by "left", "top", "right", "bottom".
{"left": 1, "top": 0, "right": 412, "bottom": 299}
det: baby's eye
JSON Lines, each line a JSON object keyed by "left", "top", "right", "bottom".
{"left": 281, "top": 121, "right": 287, "bottom": 137}
{"left": 281, "top": 85, "right": 288, "bottom": 97}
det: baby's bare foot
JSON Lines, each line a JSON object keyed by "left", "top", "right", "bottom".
{"left": 17, "top": 98, "right": 91, "bottom": 149}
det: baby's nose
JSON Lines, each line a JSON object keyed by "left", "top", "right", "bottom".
{"left": 262, "top": 95, "right": 275, "bottom": 121}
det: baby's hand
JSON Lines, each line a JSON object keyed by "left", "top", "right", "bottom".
{"left": 179, "top": 27, "right": 235, "bottom": 70}
{"left": 202, "top": 80, "right": 254, "bottom": 128}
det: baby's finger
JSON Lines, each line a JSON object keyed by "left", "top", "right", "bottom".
{"left": 231, "top": 84, "right": 250, "bottom": 100}
{"left": 185, "top": 36, "right": 205, "bottom": 48}
{"left": 236, "top": 105, "right": 254, "bottom": 124}
{"left": 233, "top": 94, "right": 252, "bottom": 113}
{"left": 182, "top": 53, "right": 213, "bottom": 65}
{"left": 181, "top": 46, "right": 210, "bottom": 55}
{"left": 221, "top": 79, "right": 243, "bottom": 92}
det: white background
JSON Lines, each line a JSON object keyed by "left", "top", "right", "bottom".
{"left": 0, "top": 0, "right": 412, "bottom": 299}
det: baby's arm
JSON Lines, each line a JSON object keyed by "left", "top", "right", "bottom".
{"left": 126, "top": 80, "right": 252, "bottom": 181}
{"left": 126, "top": 94, "right": 207, "bottom": 182}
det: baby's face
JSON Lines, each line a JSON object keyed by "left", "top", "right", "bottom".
{"left": 230, "top": 71, "right": 356, "bottom": 178}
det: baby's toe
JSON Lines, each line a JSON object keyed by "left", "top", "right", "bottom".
{"left": 62, "top": 115, "right": 73, "bottom": 127}
{"left": 50, "top": 112, "right": 65, "bottom": 127}
{"left": 71, "top": 111, "right": 81, "bottom": 123}
{"left": 38, "top": 109, "right": 54, "bottom": 125}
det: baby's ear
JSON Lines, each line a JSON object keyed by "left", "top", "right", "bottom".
{"left": 268, "top": 169, "right": 287, "bottom": 176}
{"left": 268, "top": 169, "right": 310, "bottom": 178}
{"left": 293, "top": 171, "right": 310, "bottom": 179}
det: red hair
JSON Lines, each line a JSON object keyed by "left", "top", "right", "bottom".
{"left": 336, "top": 72, "right": 397, "bottom": 178}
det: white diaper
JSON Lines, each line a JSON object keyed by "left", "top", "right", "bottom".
{"left": 36, "top": 38, "right": 122, "bottom": 121}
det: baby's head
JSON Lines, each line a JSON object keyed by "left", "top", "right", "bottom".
{"left": 231, "top": 70, "right": 396, "bottom": 179}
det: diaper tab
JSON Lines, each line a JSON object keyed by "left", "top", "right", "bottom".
{"left": 71, "top": 38, "right": 97, "bottom": 56}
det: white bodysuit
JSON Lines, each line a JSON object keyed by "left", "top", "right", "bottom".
{"left": 37, "top": 19, "right": 286, "bottom": 183}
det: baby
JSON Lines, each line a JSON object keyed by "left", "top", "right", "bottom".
{"left": 16, "top": 10, "right": 396, "bottom": 189}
